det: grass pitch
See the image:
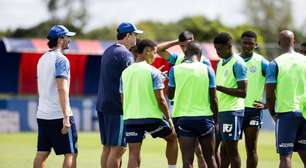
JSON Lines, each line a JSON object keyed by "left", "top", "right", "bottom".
{"left": 0, "top": 131, "right": 303, "bottom": 167}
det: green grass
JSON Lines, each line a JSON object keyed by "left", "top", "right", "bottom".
{"left": 0, "top": 131, "right": 303, "bottom": 168}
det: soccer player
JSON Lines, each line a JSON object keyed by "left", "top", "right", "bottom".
{"left": 300, "top": 42, "right": 306, "bottom": 56}
{"left": 157, "top": 31, "right": 211, "bottom": 66}
{"left": 120, "top": 39, "right": 178, "bottom": 168}
{"left": 214, "top": 32, "right": 248, "bottom": 168}
{"left": 33, "top": 25, "right": 77, "bottom": 168}
{"left": 168, "top": 41, "right": 218, "bottom": 168}
{"left": 96, "top": 22, "right": 143, "bottom": 168}
{"left": 266, "top": 30, "right": 306, "bottom": 168}
{"left": 239, "top": 31, "right": 269, "bottom": 168}
{"left": 158, "top": 31, "right": 210, "bottom": 168}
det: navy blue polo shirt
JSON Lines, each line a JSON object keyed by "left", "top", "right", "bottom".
{"left": 96, "top": 43, "right": 134, "bottom": 115}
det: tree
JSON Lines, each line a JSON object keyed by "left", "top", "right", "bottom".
{"left": 245, "top": 0, "right": 293, "bottom": 42}
{"left": 45, "top": 0, "right": 89, "bottom": 29}
{"left": 9, "top": 20, "right": 81, "bottom": 38}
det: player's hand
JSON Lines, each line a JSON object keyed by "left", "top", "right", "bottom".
{"left": 167, "top": 118, "right": 177, "bottom": 135}
{"left": 178, "top": 39, "right": 192, "bottom": 46}
{"left": 61, "top": 116, "right": 71, "bottom": 134}
{"left": 216, "top": 85, "right": 222, "bottom": 91}
{"left": 167, "top": 118, "right": 174, "bottom": 130}
{"left": 253, "top": 101, "right": 266, "bottom": 109}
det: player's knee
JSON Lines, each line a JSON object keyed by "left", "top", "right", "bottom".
{"left": 35, "top": 152, "right": 49, "bottom": 162}
{"left": 129, "top": 147, "right": 140, "bottom": 155}
{"left": 246, "top": 149, "right": 258, "bottom": 158}
{"left": 246, "top": 141, "right": 257, "bottom": 151}
{"left": 34, "top": 155, "right": 44, "bottom": 162}
{"left": 111, "top": 146, "right": 126, "bottom": 156}
{"left": 103, "top": 146, "right": 111, "bottom": 153}
{"left": 64, "top": 153, "right": 78, "bottom": 160}
{"left": 34, "top": 156, "right": 45, "bottom": 164}
{"left": 280, "top": 155, "right": 292, "bottom": 162}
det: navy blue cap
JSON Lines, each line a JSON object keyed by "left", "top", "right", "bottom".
{"left": 117, "top": 22, "right": 143, "bottom": 34}
{"left": 47, "top": 25, "right": 76, "bottom": 39}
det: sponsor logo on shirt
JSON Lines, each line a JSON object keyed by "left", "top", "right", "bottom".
{"left": 224, "top": 69, "right": 229, "bottom": 77}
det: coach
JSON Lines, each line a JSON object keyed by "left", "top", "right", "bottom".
{"left": 96, "top": 22, "right": 143, "bottom": 168}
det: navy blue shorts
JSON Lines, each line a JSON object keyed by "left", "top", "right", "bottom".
{"left": 37, "top": 116, "right": 78, "bottom": 155}
{"left": 242, "top": 108, "right": 262, "bottom": 130}
{"left": 97, "top": 112, "right": 126, "bottom": 147}
{"left": 125, "top": 119, "right": 172, "bottom": 143}
{"left": 218, "top": 112, "right": 243, "bottom": 141}
{"left": 276, "top": 112, "right": 306, "bottom": 156}
{"left": 174, "top": 116, "right": 215, "bottom": 138}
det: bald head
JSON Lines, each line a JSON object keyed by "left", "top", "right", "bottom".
{"left": 279, "top": 30, "right": 295, "bottom": 51}
{"left": 184, "top": 41, "right": 202, "bottom": 61}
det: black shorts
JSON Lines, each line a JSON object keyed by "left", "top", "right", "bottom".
{"left": 218, "top": 112, "right": 243, "bottom": 141}
{"left": 125, "top": 119, "right": 172, "bottom": 143}
{"left": 242, "top": 108, "right": 262, "bottom": 130}
{"left": 276, "top": 112, "right": 306, "bottom": 156}
{"left": 37, "top": 116, "right": 78, "bottom": 155}
{"left": 174, "top": 116, "right": 215, "bottom": 138}
{"left": 97, "top": 112, "right": 126, "bottom": 147}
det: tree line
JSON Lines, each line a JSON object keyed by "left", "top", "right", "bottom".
{"left": 0, "top": 0, "right": 305, "bottom": 58}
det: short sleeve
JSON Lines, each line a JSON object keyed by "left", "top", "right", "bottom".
{"left": 168, "top": 53, "right": 179, "bottom": 66}
{"left": 120, "top": 51, "right": 134, "bottom": 70}
{"left": 261, "top": 58, "right": 269, "bottom": 77}
{"left": 233, "top": 59, "right": 248, "bottom": 81}
{"left": 55, "top": 56, "right": 70, "bottom": 79}
{"left": 207, "top": 66, "right": 216, "bottom": 88}
{"left": 168, "top": 67, "right": 175, "bottom": 87}
{"left": 151, "top": 69, "right": 164, "bottom": 90}
{"left": 202, "top": 56, "right": 212, "bottom": 66}
{"left": 266, "top": 60, "right": 278, "bottom": 84}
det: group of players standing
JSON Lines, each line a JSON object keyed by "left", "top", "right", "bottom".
{"left": 33, "top": 23, "right": 306, "bottom": 168}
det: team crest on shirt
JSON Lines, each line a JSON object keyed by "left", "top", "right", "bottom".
{"left": 224, "top": 69, "right": 229, "bottom": 77}
{"left": 250, "top": 66, "right": 257, "bottom": 73}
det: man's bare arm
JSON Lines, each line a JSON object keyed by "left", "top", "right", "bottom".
{"left": 56, "top": 78, "right": 71, "bottom": 134}
{"left": 157, "top": 40, "right": 180, "bottom": 60}
{"left": 216, "top": 80, "right": 247, "bottom": 98}
{"left": 154, "top": 89, "right": 171, "bottom": 120}
{"left": 266, "top": 83, "right": 276, "bottom": 120}
{"left": 209, "top": 88, "right": 219, "bottom": 123}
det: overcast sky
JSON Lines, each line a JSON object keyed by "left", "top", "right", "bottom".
{"left": 0, "top": 0, "right": 305, "bottom": 32}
